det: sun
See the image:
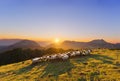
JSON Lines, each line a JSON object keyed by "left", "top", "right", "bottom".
{"left": 54, "top": 38, "right": 60, "bottom": 43}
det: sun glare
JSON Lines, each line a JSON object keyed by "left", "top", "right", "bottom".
{"left": 55, "top": 38, "right": 60, "bottom": 43}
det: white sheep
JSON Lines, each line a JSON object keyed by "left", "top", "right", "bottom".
{"left": 88, "top": 49, "right": 92, "bottom": 54}
{"left": 85, "top": 50, "right": 89, "bottom": 55}
{"left": 49, "top": 54, "right": 57, "bottom": 60}
{"left": 32, "top": 57, "right": 41, "bottom": 64}
{"left": 82, "top": 51, "right": 86, "bottom": 56}
{"left": 61, "top": 54, "right": 69, "bottom": 60}
{"left": 75, "top": 51, "right": 81, "bottom": 56}
{"left": 70, "top": 52, "right": 76, "bottom": 57}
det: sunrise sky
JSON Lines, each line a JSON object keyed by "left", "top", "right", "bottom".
{"left": 0, "top": 0, "right": 120, "bottom": 43}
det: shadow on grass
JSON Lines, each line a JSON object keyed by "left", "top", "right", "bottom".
{"left": 15, "top": 62, "right": 46, "bottom": 75}
{"left": 15, "top": 60, "right": 74, "bottom": 80}
{"left": 74, "top": 54, "right": 118, "bottom": 81}
{"left": 40, "top": 59, "right": 74, "bottom": 80}
{"left": 91, "top": 54, "right": 114, "bottom": 64}
{"left": 73, "top": 55, "right": 91, "bottom": 63}
{"left": 74, "top": 54, "right": 114, "bottom": 65}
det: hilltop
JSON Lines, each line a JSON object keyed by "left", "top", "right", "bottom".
{"left": 0, "top": 40, "right": 41, "bottom": 53}
{"left": 0, "top": 39, "right": 22, "bottom": 46}
{"left": 0, "top": 49, "right": 120, "bottom": 81}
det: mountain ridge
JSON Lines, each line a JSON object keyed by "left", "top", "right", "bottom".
{"left": 48, "top": 39, "right": 120, "bottom": 49}
{"left": 0, "top": 40, "right": 41, "bottom": 53}
{"left": 0, "top": 39, "right": 120, "bottom": 52}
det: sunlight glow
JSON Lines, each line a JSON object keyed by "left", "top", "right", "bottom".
{"left": 54, "top": 38, "right": 60, "bottom": 43}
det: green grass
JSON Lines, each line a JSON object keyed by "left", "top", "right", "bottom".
{"left": 0, "top": 49, "right": 120, "bottom": 81}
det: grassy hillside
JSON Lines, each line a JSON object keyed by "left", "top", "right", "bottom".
{"left": 0, "top": 49, "right": 120, "bottom": 81}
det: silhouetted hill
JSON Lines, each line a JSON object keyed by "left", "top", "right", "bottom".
{"left": 0, "top": 40, "right": 41, "bottom": 53}
{"left": 87, "top": 39, "right": 115, "bottom": 49}
{"left": 88, "top": 39, "right": 107, "bottom": 44}
{"left": 10, "top": 40, "right": 41, "bottom": 48}
{"left": 115, "top": 43, "right": 120, "bottom": 49}
{"left": 0, "top": 39, "right": 49, "bottom": 49}
{"left": 0, "top": 46, "right": 6, "bottom": 50}
{"left": 48, "top": 39, "right": 120, "bottom": 49}
{"left": 0, "top": 39, "right": 22, "bottom": 46}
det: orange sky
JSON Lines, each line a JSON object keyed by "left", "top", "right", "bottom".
{"left": 0, "top": 34, "right": 119, "bottom": 44}
{"left": 0, "top": 0, "right": 120, "bottom": 44}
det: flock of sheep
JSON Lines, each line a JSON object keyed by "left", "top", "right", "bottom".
{"left": 32, "top": 49, "right": 92, "bottom": 64}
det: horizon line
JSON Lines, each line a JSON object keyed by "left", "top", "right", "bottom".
{"left": 0, "top": 38, "right": 119, "bottom": 44}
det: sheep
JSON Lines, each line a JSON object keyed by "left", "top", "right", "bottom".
{"left": 81, "top": 49, "right": 92, "bottom": 56}
{"left": 61, "top": 54, "right": 69, "bottom": 60}
{"left": 49, "top": 54, "right": 58, "bottom": 60}
{"left": 66, "top": 52, "right": 71, "bottom": 57}
{"left": 32, "top": 49, "right": 92, "bottom": 64}
{"left": 75, "top": 51, "right": 80, "bottom": 56}
{"left": 41, "top": 56, "right": 47, "bottom": 61}
{"left": 70, "top": 52, "right": 76, "bottom": 57}
{"left": 46, "top": 56, "right": 49, "bottom": 58}
{"left": 38, "top": 57, "right": 43, "bottom": 61}
{"left": 88, "top": 49, "right": 92, "bottom": 54}
{"left": 57, "top": 54, "right": 64, "bottom": 60}
{"left": 32, "top": 57, "right": 41, "bottom": 64}
{"left": 45, "top": 56, "right": 51, "bottom": 61}
{"left": 82, "top": 51, "right": 86, "bottom": 56}
{"left": 79, "top": 51, "right": 83, "bottom": 56}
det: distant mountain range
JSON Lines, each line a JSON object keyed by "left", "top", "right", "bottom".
{"left": 48, "top": 39, "right": 120, "bottom": 49}
{"left": 0, "top": 39, "right": 50, "bottom": 47}
{"left": 0, "top": 39, "right": 120, "bottom": 53}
